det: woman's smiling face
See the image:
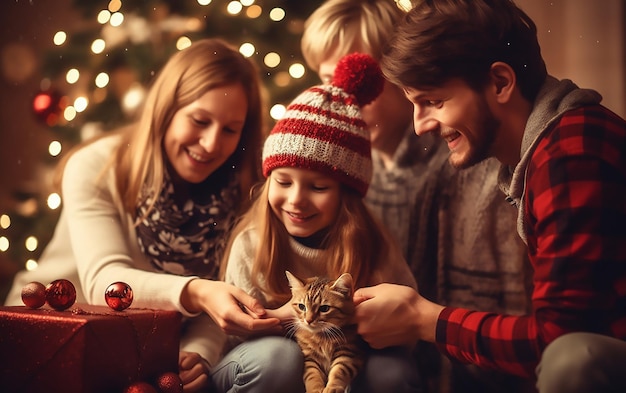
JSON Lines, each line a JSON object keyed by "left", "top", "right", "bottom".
{"left": 163, "top": 83, "right": 247, "bottom": 183}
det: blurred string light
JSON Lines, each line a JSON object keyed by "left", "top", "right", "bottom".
{"left": 74, "top": 97, "right": 88, "bottom": 112}
{"left": 91, "top": 38, "right": 106, "bottom": 54}
{"left": 25, "top": 259, "right": 38, "bottom": 271}
{"left": 108, "top": 0, "right": 122, "bottom": 12}
{"left": 25, "top": 236, "right": 38, "bottom": 252}
{"left": 269, "top": 8, "right": 285, "bottom": 22}
{"left": 289, "top": 63, "right": 305, "bottom": 79}
{"left": 0, "top": 214, "right": 10, "bottom": 229}
{"left": 270, "top": 104, "right": 286, "bottom": 121}
{"left": 239, "top": 42, "right": 255, "bottom": 57}
{"left": 122, "top": 84, "right": 146, "bottom": 114}
{"left": 227, "top": 1, "right": 243, "bottom": 15}
{"left": 64, "top": 106, "right": 77, "bottom": 121}
{"left": 66, "top": 68, "right": 79, "bottom": 84}
{"left": 47, "top": 193, "right": 62, "bottom": 210}
{"left": 246, "top": 5, "right": 261, "bottom": 18}
{"left": 110, "top": 12, "right": 124, "bottom": 27}
{"left": 264, "top": 52, "right": 280, "bottom": 68}
{"left": 95, "top": 72, "right": 110, "bottom": 88}
{"left": 49, "top": 141, "right": 62, "bottom": 157}
{"left": 53, "top": 31, "right": 67, "bottom": 46}
{"left": 0, "top": 237, "right": 9, "bottom": 252}
{"left": 176, "top": 36, "right": 193, "bottom": 50}
{"left": 97, "top": 10, "right": 111, "bottom": 24}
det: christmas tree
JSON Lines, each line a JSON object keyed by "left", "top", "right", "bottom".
{"left": 0, "top": 0, "right": 324, "bottom": 298}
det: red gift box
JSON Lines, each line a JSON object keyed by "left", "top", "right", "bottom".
{"left": 0, "top": 304, "right": 181, "bottom": 393}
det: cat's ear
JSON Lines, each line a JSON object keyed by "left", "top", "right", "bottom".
{"left": 331, "top": 273, "right": 354, "bottom": 297}
{"left": 286, "top": 271, "right": 304, "bottom": 289}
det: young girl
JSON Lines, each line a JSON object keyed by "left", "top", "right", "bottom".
{"left": 4, "top": 38, "right": 280, "bottom": 391}
{"left": 211, "top": 53, "right": 422, "bottom": 393}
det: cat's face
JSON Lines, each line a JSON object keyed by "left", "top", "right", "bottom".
{"left": 286, "top": 271, "right": 355, "bottom": 335}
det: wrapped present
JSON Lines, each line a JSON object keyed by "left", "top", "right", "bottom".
{"left": 0, "top": 304, "right": 181, "bottom": 393}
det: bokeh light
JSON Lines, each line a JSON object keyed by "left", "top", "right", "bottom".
{"left": 53, "top": 31, "right": 67, "bottom": 46}
{"left": 47, "top": 193, "right": 62, "bottom": 210}
{"left": 48, "top": 141, "right": 62, "bottom": 157}
{"left": 91, "top": 39, "right": 106, "bottom": 54}
{"left": 270, "top": 103, "right": 286, "bottom": 120}
{"left": 95, "top": 72, "right": 110, "bottom": 88}
{"left": 289, "top": 63, "right": 306, "bottom": 79}
{"left": 239, "top": 42, "right": 255, "bottom": 57}
{"left": 66, "top": 68, "right": 80, "bottom": 84}
{"left": 264, "top": 52, "right": 281, "bottom": 68}
{"left": 269, "top": 8, "right": 285, "bottom": 22}
{"left": 227, "top": 1, "right": 243, "bottom": 15}
{"left": 97, "top": 10, "right": 111, "bottom": 24}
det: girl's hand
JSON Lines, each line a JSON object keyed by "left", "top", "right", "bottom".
{"left": 179, "top": 351, "right": 210, "bottom": 392}
{"left": 181, "top": 279, "right": 281, "bottom": 336}
{"left": 264, "top": 301, "right": 294, "bottom": 323}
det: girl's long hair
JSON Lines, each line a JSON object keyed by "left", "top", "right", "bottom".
{"left": 220, "top": 178, "right": 399, "bottom": 306}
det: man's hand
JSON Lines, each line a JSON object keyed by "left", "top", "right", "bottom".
{"left": 353, "top": 283, "right": 444, "bottom": 348}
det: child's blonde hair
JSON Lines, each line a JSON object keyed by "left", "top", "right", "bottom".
{"left": 301, "top": 0, "right": 405, "bottom": 72}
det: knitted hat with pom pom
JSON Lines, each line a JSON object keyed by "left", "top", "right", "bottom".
{"left": 262, "top": 53, "right": 384, "bottom": 197}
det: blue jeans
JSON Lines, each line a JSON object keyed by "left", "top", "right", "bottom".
{"left": 210, "top": 336, "right": 423, "bottom": 393}
{"left": 536, "top": 332, "right": 626, "bottom": 393}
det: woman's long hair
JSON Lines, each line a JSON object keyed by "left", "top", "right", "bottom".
{"left": 55, "top": 38, "right": 265, "bottom": 220}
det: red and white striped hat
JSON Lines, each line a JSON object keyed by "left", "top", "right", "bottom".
{"left": 262, "top": 53, "right": 384, "bottom": 197}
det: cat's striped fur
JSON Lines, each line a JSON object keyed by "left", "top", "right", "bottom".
{"left": 286, "top": 271, "right": 365, "bottom": 393}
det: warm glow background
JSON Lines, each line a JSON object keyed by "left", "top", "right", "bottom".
{"left": 0, "top": 0, "right": 624, "bottom": 301}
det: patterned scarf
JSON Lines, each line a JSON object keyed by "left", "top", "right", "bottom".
{"left": 135, "top": 166, "right": 240, "bottom": 279}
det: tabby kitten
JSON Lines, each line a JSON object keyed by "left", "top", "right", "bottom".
{"left": 286, "top": 271, "right": 365, "bottom": 393}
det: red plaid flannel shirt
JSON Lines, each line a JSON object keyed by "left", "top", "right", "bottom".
{"left": 435, "top": 105, "right": 626, "bottom": 378}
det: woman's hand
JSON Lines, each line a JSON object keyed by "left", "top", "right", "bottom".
{"left": 179, "top": 351, "right": 210, "bottom": 392}
{"left": 181, "top": 279, "right": 281, "bottom": 336}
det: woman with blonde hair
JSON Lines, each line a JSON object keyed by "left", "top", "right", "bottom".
{"left": 5, "top": 38, "right": 279, "bottom": 391}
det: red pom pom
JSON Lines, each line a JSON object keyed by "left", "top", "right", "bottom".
{"left": 156, "top": 372, "right": 183, "bottom": 393}
{"left": 45, "top": 279, "right": 76, "bottom": 311}
{"left": 21, "top": 281, "right": 47, "bottom": 309}
{"left": 332, "top": 52, "right": 384, "bottom": 107}
{"left": 124, "top": 382, "right": 158, "bottom": 393}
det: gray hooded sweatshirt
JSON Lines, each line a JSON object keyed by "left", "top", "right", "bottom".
{"left": 497, "top": 75, "right": 603, "bottom": 244}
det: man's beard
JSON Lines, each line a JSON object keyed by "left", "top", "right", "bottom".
{"left": 449, "top": 99, "right": 499, "bottom": 169}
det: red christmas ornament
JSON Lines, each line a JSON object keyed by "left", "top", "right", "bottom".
{"left": 32, "top": 88, "right": 66, "bottom": 126}
{"left": 156, "top": 372, "right": 183, "bottom": 393}
{"left": 124, "top": 382, "right": 158, "bottom": 393}
{"left": 45, "top": 279, "right": 76, "bottom": 311}
{"left": 21, "top": 281, "right": 47, "bottom": 309}
{"left": 104, "top": 281, "right": 134, "bottom": 311}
